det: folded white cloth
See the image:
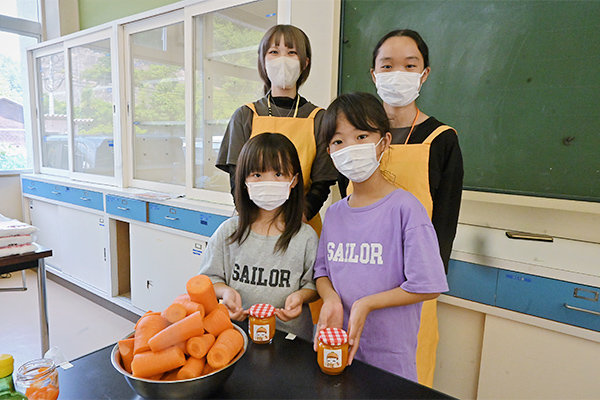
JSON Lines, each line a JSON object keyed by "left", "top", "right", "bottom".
{"left": 0, "top": 234, "right": 33, "bottom": 248}
{"left": 0, "top": 243, "right": 37, "bottom": 257}
{"left": 0, "top": 220, "right": 37, "bottom": 237}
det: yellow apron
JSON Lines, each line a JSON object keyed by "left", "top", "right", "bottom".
{"left": 247, "top": 102, "right": 324, "bottom": 323}
{"left": 381, "top": 125, "right": 454, "bottom": 387}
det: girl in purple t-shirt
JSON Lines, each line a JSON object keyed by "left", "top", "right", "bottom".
{"left": 313, "top": 92, "right": 448, "bottom": 381}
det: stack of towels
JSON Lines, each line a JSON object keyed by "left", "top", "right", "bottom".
{"left": 0, "top": 215, "right": 38, "bottom": 258}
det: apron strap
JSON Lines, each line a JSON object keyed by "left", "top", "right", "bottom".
{"left": 245, "top": 102, "right": 257, "bottom": 114}
{"left": 423, "top": 125, "right": 456, "bottom": 144}
{"left": 307, "top": 107, "right": 322, "bottom": 119}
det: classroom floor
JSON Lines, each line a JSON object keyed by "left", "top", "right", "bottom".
{"left": 0, "top": 269, "right": 135, "bottom": 374}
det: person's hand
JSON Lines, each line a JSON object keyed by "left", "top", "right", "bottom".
{"left": 313, "top": 298, "right": 344, "bottom": 351}
{"left": 346, "top": 297, "right": 371, "bottom": 365}
{"left": 221, "top": 287, "right": 246, "bottom": 321}
{"left": 275, "top": 291, "right": 303, "bottom": 322}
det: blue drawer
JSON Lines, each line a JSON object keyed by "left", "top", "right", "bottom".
{"left": 22, "top": 178, "right": 48, "bottom": 196}
{"left": 148, "top": 203, "right": 227, "bottom": 237}
{"left": 446, "top": 259, "right": 498, "bottom": 306}
{"left": 68, "top": 187, "right": 104, "bottom": 211}
{"left": 106, "top": 195, "right": 147, "bottom": 222}
{"left": 496, "top": 271, "right": 600, "bottom": 332}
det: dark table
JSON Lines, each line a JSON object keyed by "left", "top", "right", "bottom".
{"left": 58, "top": 322, "right": 453, "bottom": 399}
{"left": 0, "top": 244, "right": 52, "bottom": 356}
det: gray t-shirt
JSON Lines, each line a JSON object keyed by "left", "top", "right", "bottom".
{"left": 199, "top": 217, "right": 318, "bottom": 341}
{"left": 216, "top": 95, "right": 338, "bottom": 184}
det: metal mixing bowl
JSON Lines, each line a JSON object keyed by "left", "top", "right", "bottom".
{"left": 111, "top": 324, "right": 248, "bottom": 399}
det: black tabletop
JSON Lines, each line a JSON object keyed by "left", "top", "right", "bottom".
{"left": 58, "top": 322, "right": 453, "bottom": 399}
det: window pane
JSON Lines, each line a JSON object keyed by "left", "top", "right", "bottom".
{"left": 70, "top": 39, "right": 114, "bottom": 176}
{"left": 131, "top": 22, "right": 185, "bottom": 185}
{"left": 0, "top": 31, "right": 37, "bottom": 169}
{"left": 0, "top": 0, "right": 39, "bottom": 22}
{"left": 37, "top": 51, "right": 68, "bottom": 170}
{"left": 193, "top": 0, "right": 277, "bottom": 191}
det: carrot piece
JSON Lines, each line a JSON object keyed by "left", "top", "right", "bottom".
{"left": 134, "top": 311, "right": 160, "bottom": 330}
{"left": 203, "top": 308, "right": 233, "bottom": 337}
{"left": 161, "top": 368, "right": 181, "bottom": 381}
{"left": 216, "top": 303, "right": 230, "bottom": 317}
{"left": 201, "top": 362, "right": 216, "bottom": 376}
{"left": 161, "top": 303, "right": 187, "bottom": 324}
{"left": 118, "top": 338, "right": 135, "bottom": 373}
{"left": 186, "top": 275, "right": 218, "bottom": 314}
{"left": 173, "top": 294, "right": 205, "bottom": 317}
{"left": 176, "top": 356, "right": 206, "bottom": 380}
{"left": 131, "top": 346, "right": 186, "bottom": 378}
{"left": 175, "top": 341, "right": 188, "bottom": 355}
{"left": 134, "top": 314, "right": 169, "bottom": 355}
{"left": 147, "top": 373, "right": 163, "bottom": 380}
{"left": 148, "top": 311, "right": 204, "bottom": 352}
{"left": 186, "top": 334, "right": 215, "bottom": 359}
{"left": 206, "top": 328, "right": 244, "bottom": 370}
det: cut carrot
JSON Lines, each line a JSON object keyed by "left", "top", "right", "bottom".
{"left": 161, "top": 368, "right": 181, "bottom": 381}
{"left": 147, "top": 373, "right": 163, "bottom": 380}
{"left": 203, "top": 308, "right": 233, "bottom": 337}
{"left": 134, "top": 311, "right": 160, "bottom": 330}
{"left": 134, "top": 314, "right": 169, "bottom": 355}
{"left": 186, "top": 334, "right": 215, "bottom": 359}
{"left": 131, "top": 346, "right": 186, "bottom": 378}
{"left": 201, "top": 362, "right": 216, "bottom": 376}
{"left": 148, "top": 311, "right": 204, "bottom": 352}
{"left": 186, "top": 275, "right": 218, "bottom": 314}
{"left": 216, "top": 303, "right": 230, "bottom": 317}
{"left": 118, "top": 338, "right": 135, "bottom": 373}
{"left": 173, "top": 294, "right": 205, "bottom": 317}
{"left": 176, "top": 356, "right": 206, "bottom": 380}
{"left": 206, "top": 328, "right": 244, "bottom": 370}
{"left": 161, "top": 303, "right": 187, "bottom": 324}
{"left": 175, "top": 341, "right": 188, "bottom": 355}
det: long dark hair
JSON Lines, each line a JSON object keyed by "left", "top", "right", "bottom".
{"left": 321, "top": 92, "right": 390, "bottom": 144}
{"left": 230, "top": 133, "right": 304, "bottom": 253}
{"left": 257, "top": 24, "right": 312, "bottom": 95}
{"left": 372, "top": 29, "right": 430, "bottom": 68}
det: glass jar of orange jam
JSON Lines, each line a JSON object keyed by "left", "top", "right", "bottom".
{"left": 317, "top": 328, "right": 349, "bottom": 375}
{"left": 248, "top": 303, "right": 276, "bottom": 344}
{"left": 14, "top": 358, "right": 59, "bottom": 400}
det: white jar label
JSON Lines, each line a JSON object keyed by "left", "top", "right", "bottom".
{"left": 253, "top": 323, "right": 270, "bottom": 341}
{"left": 323, "top": 348, "right": 342, "bottom": 369}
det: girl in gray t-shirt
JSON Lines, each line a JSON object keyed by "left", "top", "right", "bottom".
{"left": 199, "top": 133, "right": 318, "bottom": 341}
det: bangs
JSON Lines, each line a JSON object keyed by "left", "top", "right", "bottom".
{"left": 269, "top": 27, "right": 299, "bottom": 50}
{"left": 247, "top": 144, "right": 294, "bottom": 176}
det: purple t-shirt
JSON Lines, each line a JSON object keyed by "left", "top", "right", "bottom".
{"left": 313, "top": 189, "right": 448, "bottom": 381}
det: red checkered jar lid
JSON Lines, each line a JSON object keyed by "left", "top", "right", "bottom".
{"left": 318, "top": 328, "right": 348, "bottom": 346}
{"left": 248, "top": 303, "right": 275, "bottom": 318}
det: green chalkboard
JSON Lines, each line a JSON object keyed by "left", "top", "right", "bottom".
{"left": 340, "top": 0, "right": 600, "bottom": 202}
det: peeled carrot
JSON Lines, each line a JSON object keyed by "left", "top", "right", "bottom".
{"left": 148, "top": 311, "right": 204, "bottom": 352}
{"left": 161, "top": 368, "right": 181, "bottom": 381}
{"left": 134, "top": 311, "right": 160, "bottom": 330}
{"left": 134, "top": 314, "right": 169, "bottom": 355}
{"left": 175, "top": 341, "right": 188, "bottom": 355}
{"left": 173, "top": 294, "right": 205, "bottom": 317}
{"left": 202, "top": 362, "right": 216, "bottom": 376}
{"left": 147, "top": 373, "right": 163, "bottom": 380}
{"left": 118, "top": 338, "right": 135, "bottom": 373}
{"left": 186, "top": 275, "right": 218, "bottom": 314}
{"left": 186, "top": 334, "right": 215, "bottom": 359}
{"left": 203, "top": 308, "right": 233, "bottom": 337}
{"left": 161, "top": 303, "right": 187, "bottom": 324}
{"left": 216, "top": 303, "right": 230, "bottom": 317}
{"left": 131, "top": 346, "right": 186, "bottom": 378}
{"left": 206, "top": 328, "right": 244, "bottom": 369}
{"left": 176, "top": 356, "right": 206, "bottom": 380}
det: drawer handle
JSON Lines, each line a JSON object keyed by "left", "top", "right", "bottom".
{"left": 164, "top": 216, "right": 179, "bottom": 221}
{"left": 51, "top": 191, "right": 61, "bottom": 195}
{"left": 80, "top": 197, "right": 91, "bottom": 201}
{"left": 28, "top": 186, "right": 36, "bottom": 190}
{"left": 564, "top": 303, "right": 600, "bottom": 316}
{"left": 506, "top": 231, "right": 553, "bottom": 242}
{"left": 117, "top": 206, "right": 129, "bottom": 211}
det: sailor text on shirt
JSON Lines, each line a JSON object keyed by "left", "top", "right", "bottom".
{"left": 232, "top": 263, "right": 292, "bottom": 287}
{"left": 327, "top": 242, "right": 384, "bottom": 265}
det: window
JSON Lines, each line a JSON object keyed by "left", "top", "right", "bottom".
{"left": 0, "top": 1, "right": 41, "bottom": 171}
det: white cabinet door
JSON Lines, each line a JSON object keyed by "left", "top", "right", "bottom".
{"left": 130, "top": 224, "right": 208, "bottom": 312}
{"left": 28, "top": 199, "right": 109, "bottom": 293}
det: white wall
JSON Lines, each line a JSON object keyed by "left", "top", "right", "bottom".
{"left": 0, "top": 174, "right": 23, "bottom": 220}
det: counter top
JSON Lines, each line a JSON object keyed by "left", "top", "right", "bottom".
{"left": 57, "top": 322, "right": 453, "bottom": 399}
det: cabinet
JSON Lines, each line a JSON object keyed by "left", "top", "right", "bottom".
{"left": 129, "top": 223, "right": 208, "bottom": 311}
{"left": 28, "top": 198, "right": 109, "bottom": 293}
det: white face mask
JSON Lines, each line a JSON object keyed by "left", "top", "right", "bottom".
{"left": 246, "top": 176, "right": 296, "bottom": 211}
{"left": 266, "top": 56, "right": 301, "bottom": 90}
{"left": 375, "top": 70, "right": 426, "bottom": 107}
{"left": 330, "top": 138, "right": 384, "bottom": 183}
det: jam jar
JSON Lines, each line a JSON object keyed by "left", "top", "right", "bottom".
{"left": 248, "top": 303, "right": 276, "bottom": 344}
{"left": 317, "top": 327, "right": 349, "bottom": 375}
{"left": 14, "top": 358, "right": 59, "bottom": 400}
